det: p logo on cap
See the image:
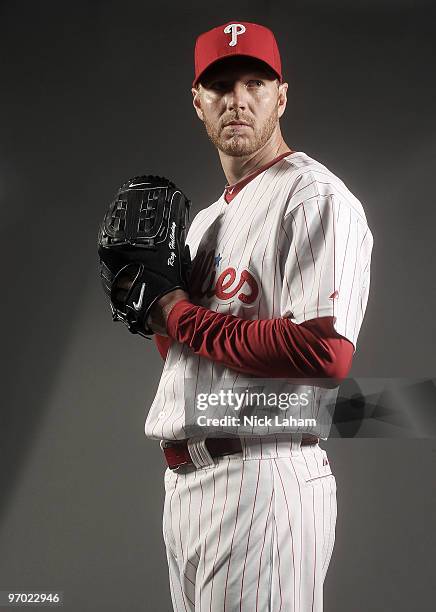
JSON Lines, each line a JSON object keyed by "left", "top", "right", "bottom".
{"left": 223, "top": 23, "right": 246, "bottom": 47}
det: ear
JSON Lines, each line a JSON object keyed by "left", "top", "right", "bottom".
{"left": 277, "top": 81, "right": 288, "bottom": 119}
{"left": 191, "top": 87, "right": 205, "bottom": 122}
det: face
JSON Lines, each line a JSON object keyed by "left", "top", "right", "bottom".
{"left": 192, "top": 57, "right": 288, "bottom": 157}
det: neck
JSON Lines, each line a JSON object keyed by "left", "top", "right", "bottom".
{"left": 218, "top": 128, "right": 292, "bottom": 186}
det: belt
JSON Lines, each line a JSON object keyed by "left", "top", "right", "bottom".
{"left": 161, "top": 435, "right": 319, "bottom": 470}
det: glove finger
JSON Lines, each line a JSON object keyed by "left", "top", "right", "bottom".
{"left": 100, "top": 261, "right": 114, "bottom": 298}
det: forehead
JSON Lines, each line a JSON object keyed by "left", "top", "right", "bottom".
{"left": 199, "top": 56, "right": 276, "bottom": 84}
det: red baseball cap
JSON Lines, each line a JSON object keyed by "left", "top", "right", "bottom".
{"left": 193, "top": 21, "right": 282, "bottom": 87}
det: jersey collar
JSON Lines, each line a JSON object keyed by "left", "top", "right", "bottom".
{"left": 223, "top": 150, "right": 294, "bottom": 203}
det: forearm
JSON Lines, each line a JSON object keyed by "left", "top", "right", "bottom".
{"left": 165, "top": 300, "right": 353, "bottom": 383}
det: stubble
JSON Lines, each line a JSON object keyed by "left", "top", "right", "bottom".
{"left": 203, "top": 106, "right": 279, "bottom": 157}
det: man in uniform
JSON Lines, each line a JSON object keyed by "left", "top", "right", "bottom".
{"left": 146, "top": 20, "right": 373, "bottom": 612}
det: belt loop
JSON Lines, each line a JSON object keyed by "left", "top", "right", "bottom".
{"left": 187, "top": 436, "right": 216, "bottom": 469}
{"left": 291, "top": 433, "right": 304, "bottom": 454}
{"left": 238, "top": 435, "right": 247, "bottom": 459}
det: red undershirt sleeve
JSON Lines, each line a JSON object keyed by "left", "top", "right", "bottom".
{"left": 165, "top": 300, "right": 354, "bottom": 384}
{"left": 153, "top": 334, "right": 172, "bottom": 360}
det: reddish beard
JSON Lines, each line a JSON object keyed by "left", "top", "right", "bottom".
{"left": 203, "top": 107, "right": 279, "bottom": 157}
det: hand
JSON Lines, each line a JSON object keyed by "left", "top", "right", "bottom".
{"left": 111, "top": 266, "right": 137, "bottom": 302}
{"left": 147, "top": 289, "right": 190, "bottom": 336}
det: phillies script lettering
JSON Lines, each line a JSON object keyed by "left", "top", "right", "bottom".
{"left": 190, "top": 249, "right": 259, "bottom": 305}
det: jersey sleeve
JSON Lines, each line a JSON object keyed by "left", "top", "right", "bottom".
{"left": 280, "top": 193, "right": 373, "bottom": 352}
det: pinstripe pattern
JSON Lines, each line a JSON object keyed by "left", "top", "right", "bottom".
{"left": 144, "top": 151, "right": 373, "bottom": 441}
{"left": 162, "top": 435, "right": 337, "bottom": 611}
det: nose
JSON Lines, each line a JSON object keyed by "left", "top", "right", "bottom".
{"left": 225, "top": 81, "right": 248, "bottom": 112}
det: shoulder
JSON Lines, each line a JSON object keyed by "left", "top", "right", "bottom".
{"left": 279, "top": 151, "right": 370, "bottom": 225}
{"left": 186, "top": 195, "right": 225, "bottom": 244}
{"left": 189, "top": 196, "right": 224, "bottom": 225}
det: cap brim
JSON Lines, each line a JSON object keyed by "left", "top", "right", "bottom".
{"left": 193, "top": 53, "right": 282, "bottom": 87}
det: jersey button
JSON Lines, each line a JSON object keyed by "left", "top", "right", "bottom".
{"left": 159, "top": 411, "right": 166, "bottom": 418}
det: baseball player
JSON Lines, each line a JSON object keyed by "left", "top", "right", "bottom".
{"left": 144, "top": 21, "right": 373, "bottom": 612}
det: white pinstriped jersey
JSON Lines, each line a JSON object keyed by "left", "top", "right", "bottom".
{"left": 144, "top": 151, "right": 373, "bottom": 441}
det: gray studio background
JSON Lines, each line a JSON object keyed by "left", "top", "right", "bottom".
{"left": 1, "top": 0, "right": 435, "bottom": 610}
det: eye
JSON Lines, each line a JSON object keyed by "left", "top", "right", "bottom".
{"left": 247, "top": 79, "right": 264, "bottom": 88}
{"left": 209, "top": 80, "right": 228, "bottom": 91}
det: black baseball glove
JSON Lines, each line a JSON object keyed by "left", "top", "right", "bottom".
{"left": 98, "top": 175, "right": 192, "bottom": 338}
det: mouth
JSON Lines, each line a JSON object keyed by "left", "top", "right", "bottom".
{"left": 224, "top": 120, "right": 251, "bottom": 127}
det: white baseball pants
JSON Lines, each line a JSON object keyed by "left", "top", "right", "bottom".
{"left": 162, "top": 434, "right": 337, "bottom": 611}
